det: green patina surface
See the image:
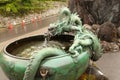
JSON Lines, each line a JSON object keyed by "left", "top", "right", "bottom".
{"left": 0, "top": 7, "right": 102, "bottom": 80}
{"left": 48, "top": 7, "right": 102, "bottom": 61}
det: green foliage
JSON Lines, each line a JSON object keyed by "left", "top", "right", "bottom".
{"left": 0, "top": 0, "right": 67, "bottom": 17}
{"left": 6, "top": 3, "right": 18, "bottom": 13}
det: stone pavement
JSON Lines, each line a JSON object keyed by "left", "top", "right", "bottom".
{"left": 97, "top": 51, "right": 120, "bottom": 80}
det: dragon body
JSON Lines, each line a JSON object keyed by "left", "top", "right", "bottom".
{"left": 48, "top": 7, "right": 102, "bottom": 61}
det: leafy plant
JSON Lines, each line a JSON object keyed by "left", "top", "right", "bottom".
{"left": 0, "top": 0, "right": 67, "bottom": 17}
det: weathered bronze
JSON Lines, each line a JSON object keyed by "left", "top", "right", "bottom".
{"left": 0, "top": 7, "right": 102, "bottom": 80}
{"left": 48, "top": 7, "right": 102, "bottom": 61}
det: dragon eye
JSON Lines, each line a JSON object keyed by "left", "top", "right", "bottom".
{"left": 75, "top": 20, "right": 79, "bottom": 25}
{"left": 74, "top": 19, "right": 81, "bottom": 26}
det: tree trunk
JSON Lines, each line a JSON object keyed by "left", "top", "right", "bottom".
{"left": 68, "top": 0, "right": 120, "bottom": 26}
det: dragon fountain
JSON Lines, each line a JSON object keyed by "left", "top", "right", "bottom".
{"left": 0, "top": 7, "right": 106, "bottom": 80}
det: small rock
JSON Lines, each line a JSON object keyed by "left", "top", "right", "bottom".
{"left": 110, "top": 42, "right": 119, "bottom": 52}
{"left": 117, "top": 38, "right": 120, "bottom": 48}
{"left": 92, "top": 24, "right": 100, "bottom": 31}
{"left": 92, "top": 24, "right": 100, "bottom": 34}
{"left": 83, "top": 24, "right": 92, "bottom": 30}
{"left": 117, "top": 27, "right": 120, "bottom": 38}
{"left": 98, "top": 22, "right": 117, "bottom": 42}
{"left": 101, "top": 41, "right": 112, "bottom": 53}
{"left": 83, "top": 24, "right": 95, "bottom": 33}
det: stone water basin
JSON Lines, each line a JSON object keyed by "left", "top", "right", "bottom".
{"left": 0, "top": 35, "right": 90, "bottom": 80}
